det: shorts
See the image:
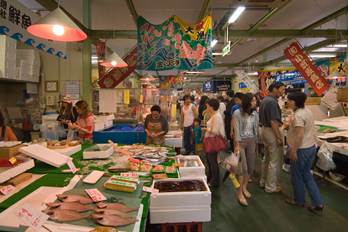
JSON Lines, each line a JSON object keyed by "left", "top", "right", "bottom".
{"left": 196, "top": 143, "right": 203, "bottom": 151}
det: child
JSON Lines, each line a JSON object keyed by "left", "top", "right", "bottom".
{"left": 193, "top": 118, "right": 204, "bottom": 157}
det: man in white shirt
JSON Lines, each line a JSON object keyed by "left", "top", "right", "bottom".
{"left": 181, "top": 95, "right": 198, "bottom": 155}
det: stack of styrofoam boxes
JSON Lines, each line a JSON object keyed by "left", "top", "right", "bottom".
{"left": 16, "top": 49, "right": 41, "bottom": 82}
{"left": 175, "top": 155, "right": 207, "bottom": 182}
{"left": 95, "top": 114, "right": 115, "bottom": 129}
{"left": 93, "top": 120, "right": 105, "bottom": 132}
{"left": 0, "top": 35, "right": 17, "bottom": 79}
{"left": 149, "top": 178, "right": 211, "bottom": 224}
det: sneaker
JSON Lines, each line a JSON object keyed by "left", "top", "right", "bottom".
{"left": 283, "top": 164, "right": 290, "bottom": 173}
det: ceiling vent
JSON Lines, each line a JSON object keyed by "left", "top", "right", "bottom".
{"left": 231, "top": 0, "right": 287, "bottom": 8}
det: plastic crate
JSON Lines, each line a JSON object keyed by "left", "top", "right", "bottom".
{"left": 161, "top": 222, "right": 203, "bottom": 232}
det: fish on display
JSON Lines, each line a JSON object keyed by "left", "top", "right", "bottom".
{"left": 56, "top": 194, "right": 93, "bottom": 204}
{"left": 45, "top": 202, "right": 94, "bottom": 212}
{"left": 94, "top": 208, "right": 137, "bottom": 219}
{"left": 91, "top": 214, "right": 138, "bottom": 227}
{"left": 44, "top": 209, "right": 89, "bottom": 222}
{"left": 96, "top": 202, "right": 139, "bottom": 212}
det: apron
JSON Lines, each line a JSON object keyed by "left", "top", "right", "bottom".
{"left": 146, "top": 121, "right": 165, "bottom": 145}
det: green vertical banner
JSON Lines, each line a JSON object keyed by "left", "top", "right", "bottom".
{"left": 137, "top": 15, "right": 213, "bottom": 71}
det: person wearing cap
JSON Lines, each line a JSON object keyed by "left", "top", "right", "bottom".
{"left": 57, "top": 95, "right": 78, "bottom": 138}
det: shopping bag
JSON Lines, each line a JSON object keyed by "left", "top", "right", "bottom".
{"left": 203, "top": 134, "right": 227, "bottom": 153}
{"left": 222, "top": 151, "right": 240, "bottom": 175}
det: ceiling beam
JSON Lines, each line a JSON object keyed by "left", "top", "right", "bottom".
{"left": 197, "top": 0, "right": 212, "bottom": 23}
{"left": 125, "top": 0, "right": 138, "bottom": 26}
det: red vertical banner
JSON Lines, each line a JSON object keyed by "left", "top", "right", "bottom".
{"left": 98, "top": 45, "right": 138, "bottom": 88}
{"left": 96, "top": 42, "right": 106, "bottom": 78}
{"left": 283, "top": 41, "right": 330, "bottom": 96}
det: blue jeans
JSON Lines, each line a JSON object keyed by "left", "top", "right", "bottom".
{"left": 290, "top": 145, "right": 323, "bottom": 206}
{"left": 183, "top": 126, "right": 195, "bottom": 154}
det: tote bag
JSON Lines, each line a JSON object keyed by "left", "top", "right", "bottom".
{"left": 203, "top": 133, "right": 227, "bottom": 153}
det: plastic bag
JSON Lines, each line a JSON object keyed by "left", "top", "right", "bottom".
{"left": 222, "top": 151, "right": 240, "bottom": 175}
{"left": 57, "top": 124, "right": 66, "bottom": 138}
{"left": 316, "top": 141, "right": 336, "bottom": 171}
{"left": 67, "top": 129, "right": 74, "bottom": 141}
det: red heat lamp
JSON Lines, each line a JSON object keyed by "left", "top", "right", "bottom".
{"left": 27, "top": 8, "right": 87, "bottom": 42}
{"left": 140, "top": 72, "right": 156, "bottom": 81}
{"left": 101, "top": 52, "right": 128, "bottom": 67}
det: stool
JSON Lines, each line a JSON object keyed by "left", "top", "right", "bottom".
{"left": 161, "top": 222, "right": 203, "bottom": 232}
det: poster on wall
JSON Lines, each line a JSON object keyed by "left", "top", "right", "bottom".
{"left": 137, "top": 15, "right": 213, "bottom": 71}
{"left": 159, "top": 75, "right": 183, "bottom": 90}
{"left": 0, "top": 0, "right": 66, "bottom": 58}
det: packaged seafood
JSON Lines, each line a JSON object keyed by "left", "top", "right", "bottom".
{"left": 165, "top": 166, "right": 176, "bottom": 174}
{"left": 110, "top": 175, "right": 140, "bottom": 184}
{"left": 140, "top": 164, "right": 153, "bottom": 172}
{"left": 128, "top": 162, "right": 140, "bottom": 171}
{"left": 104, "top": 180, "right": 137, "bottom": 193}
{"left": 152, "top": 165, "right": 164, "bottom": 172}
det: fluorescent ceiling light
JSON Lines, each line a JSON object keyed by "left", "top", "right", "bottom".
{"left": 228, "top": 6, "right": 245, "bottom": 23}
{"left": 91, "top": 56, "right": 98, "bottom": 59}
{"left": 309, "top": 54, "right": 336, "bottom": 58}
{"left": 332, "top": 44, "right": 347, "bottom": 48}
{"left": 212, "top": 39, "right": 218, "bottom": 47}
{"left": 185, "top": 71, "right": 204, "bottom": 74}
{"left": 246, "top": 72, "right": 258, "bottom": 75}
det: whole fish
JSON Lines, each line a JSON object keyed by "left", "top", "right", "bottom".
{"left": 46, "top": 202, "right": 94, "bottom": 212}
{"left": 91, "top": 214, "right": 138, "bottom": 227}
{"left": 96, "top": 202, "right": 139, "bottom": 212}
{"left": 94, "top": 208, "right": 137, "bottom": 219}
{"left": 56, "top": 194, "right": 93, "bottom": 204}
{"left": 45, "top": 209, "right": 89, "bottom": 222}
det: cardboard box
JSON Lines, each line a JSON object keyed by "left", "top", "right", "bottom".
{"left": 0, "top": 144, "right": 25, "bottom": 159}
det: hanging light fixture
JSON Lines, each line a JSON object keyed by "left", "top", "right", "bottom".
{"left": 101, "top": 0, "right": 128, "bottom": 67}
{"left": 27, "top": 2, "right": 87, "bottom": 41}
{"left": 140, "top": 72, "right": 156, "bottom": 81}
{"left": 326, "top": 70, "right": 345, "bottom": 80}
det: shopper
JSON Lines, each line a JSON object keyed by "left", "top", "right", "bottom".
{"left": 193, "top": 118, "right": 204, "bottom": 157}
{"left": 224, "top": 90, "right": 235, "bottom": 152}
{"left": 234, "top": 93, "right": 258, "bottom": 206}
{"left": 0, "top": 112, "right": 17, "bottom": 141}
{"left": 285, "top": 91, "right": 324, "bottom": 212}
{"left": 230, "top": 92, "right": 244, "bottom": 139}
{"left": 198, "top": 96, "right": 209, "bottom": 120}
{"left": 144, "top": 105, "right": 169, "bottom": 146}
{"left": 217, "top": 96, "right": 226, "bottom": 120}
{"left": 57, "top": 95, "right": 78, "bottom": 139}
{"left": 69, "top": 100, "right": 94, "bottom": 144}
{"left": 181, "top": 95, "right": 198, "bottom": 155}
{"left": 259, "top": 81, "right": 285, "bottom": 193}
{"left": 190, "top": 95, "right": 197, "bottom": 107}
{"left": 202, "top": 99, "right": 225, "bottom": 187}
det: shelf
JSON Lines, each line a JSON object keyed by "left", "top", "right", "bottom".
{"left": 0, "top": 78, "right": 39, "bottom": 84}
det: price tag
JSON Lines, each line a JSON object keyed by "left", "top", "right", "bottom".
{"left": 153, "top": 173, "right": 167, "bottom": 179}
{"left": 140, "top": 95, "right": 143, "bottom": 103}
{"left": 85, "top": 188, "right": 107, "bottom": 202}
{"left": 9, "top": 157, "right": 17, "bottom": 165}
{"left": 0, "top": 185, "right": 15, "bottom": 195}
{"left": 142, "top": 186, "right": 159, "bottom": 194}
{"left": 66, "top": 157, "right": 77, "bottom": 173}
{"left": 14, "top": 203, "right": 49, "bottom": 231}
{"left": 121, "top": 172, "right": 139, "bottom": 178}
{"left": 172, "top": 163, "right": 184, "bottom": 167}
{"left": 128, "top": 158, "right": 142, "bottom": 164}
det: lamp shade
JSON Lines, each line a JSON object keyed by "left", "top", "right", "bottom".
{"left": 326, "top": 70, "right": 345, "bottom": 79}
{"left": 27, "top": 8, "right": 87, "bottom": 41}
{"left": 101, "top": 52, "right": 128, "bottom": 67}
{"left": 140, "top": 72, "right": 155, "bottom": 81}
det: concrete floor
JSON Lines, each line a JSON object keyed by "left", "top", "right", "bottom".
{"left": 146, "top": 150, "right": 348, "bottom": 232}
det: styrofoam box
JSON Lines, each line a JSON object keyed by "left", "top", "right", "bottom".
{"left": 0, "top": 158, "right": 35, "bottom": 183}
{"left": 150, "top": 205, "right": 211, "bottom": 224}
{"left": 53, "top": 144, "right": 81, "bottom": 156}
{"left": 179, "top": 175, "right": 207, "bottom": 183}
{"left": 105, "top": 120, "right": 113, "bottom": 128}
{"left": 150, "top": 178, "right": 211, "bottom": 207}
{"left": 83, "top": 144, "right": 114, "bottom": 159}
{"left": 93, "top": 120, "right": 105, "bottom": 131}
{"left": 176, "top": 155, "right": 205, "bottom": 178}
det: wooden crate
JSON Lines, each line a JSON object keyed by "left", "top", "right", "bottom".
{"left": 305, "top": 97, "right": 322, "bottom": 105}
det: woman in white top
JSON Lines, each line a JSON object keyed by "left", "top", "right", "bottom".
{"left": 202, "top": 99, "right": 225, "bottom": 187}
{"left": 181, "top": 95, "right": 198, "bottom": 155}
{"left": 285, "top": 91, "right": 323, "bottom": 213}
{"left": 234, "top": 93, "right": 258, "bottom": 206}
{"left": 217, "top": 96, "right": 226, "bottom": 121}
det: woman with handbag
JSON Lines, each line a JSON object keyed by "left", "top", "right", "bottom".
{"left": 234, "top": 93, "right": 258, "bottom": 206}
{"left": 202, "top": 99, "right": 226, "bottom": 187}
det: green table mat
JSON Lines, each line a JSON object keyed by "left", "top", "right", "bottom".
{"left": 315, "top": 124, "right": 345, "bottom": 133}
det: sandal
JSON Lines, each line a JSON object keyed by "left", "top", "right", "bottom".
{"left": 243, "top": 191, "right": 251, "bottom": 198}
{"left": 238, "top": 199, "right": 248, "bottom": 206}
{"left": 285, "top": 199, "right": 304, "bottom": 207}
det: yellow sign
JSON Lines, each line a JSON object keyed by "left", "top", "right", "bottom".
{"left": 171, "top": 103, "right": 177, "bottom": 118}
{"left": 124, "top": 89, "right": 130, "bottom": 104}
{"left": 140, "top": 95, "right": 143, "bottom": 103}
{"left": 9, "top": 157, "right": 17, "bottom": 165}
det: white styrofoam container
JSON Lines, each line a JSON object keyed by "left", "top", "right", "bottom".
{"left": 0, "top": 158, "right": 35, "bottom": 183}
{"left": 19, "top": 144, "right": 68, "bottom": 168}
{"left": 176, "top": 156, "right": 205, "bottom": 178}
{"left": 83, "top": 144, "right": 114, "bottom": 159}
{"left": 96, "top": 115, "right": 115, "bottom": 121}
{"left": 93, "top": 120, "right": 104, "bottom": 131}
{"left": 150, "top": 178, "right": 211, "bottom": 207}
{"left": 150, "top": 205, "right": 211, "bottom": 224}
{"left": 179, "top": 175, "right": 207, "bottom": 183}
{"left": 53, "top": 144, "right": 81, "bottom": 156}
{"left": 105, "top": 120, "right": 113, "bottom": 128}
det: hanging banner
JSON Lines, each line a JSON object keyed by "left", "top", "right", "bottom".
{"left": 235, "top": 70, "right": 258, "bottom": 93}
{"left": 283, "top": 41, "right": 330, "bottom": 96}
{"left": 137, "top": 15, "right": 213, "bottom": 71}
{"left": 98, "top": 45, "right": 137, "bottom": 88}
{"left": 203, "top": 80, "right": 215, "bottom": 92}
{"left": 216, "top": 80, "right": 231, "bottom": 91}
{"left": 159, "top": 75, "right": 183, "bottom": 90}
{"left": 0, "top": 0, "right": 66, "bottom": 58}
{"left": 330, "top": 54, "right": 347, "bottom": 76}
{"left": 195, "top": 87, "right": 202, "bottom": 95}
{"left": 96, "top": 42, "right": 106, "bottom": 78}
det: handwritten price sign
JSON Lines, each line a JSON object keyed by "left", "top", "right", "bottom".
{"left": 0, "top": 185, "right": 15, "bottom": 195}
{"left": 85, "top": 188, "right": 107, "bottom": 202}
{"left": 142, "top": 186, "right": 159, "bottom": 194}
{"left": 14, "top": 203, "right": 49, "bottom": 231}
{"left": 121, "top": 172, "right": 139, "bottom": 178}
{"left": 66, "top": 157, "right": 77, "bottom": 173}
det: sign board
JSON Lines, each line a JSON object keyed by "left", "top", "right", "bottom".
{"left": 235, "top": 71, "right": 258, "bottom": 92}
{"left": 216, "top": 81, "right": 231, "bottom": 91}
{"left": 14, "top": 203, "right": 49, "bottom": 231}
{"left": 203, "top": 80, "right": 215, "bottom": 92}
{"left": 222, "top": 41, "right": 231, "bottom": 57}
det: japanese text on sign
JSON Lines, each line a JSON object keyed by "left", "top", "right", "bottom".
{"left": 66, "top": 157, "right": 77, "bottom": 173}
{"left": 0, "top": 185, "right": 15, "bottom": 195}
{"left": 85, "top": 189, "right": 107, "bottom": 202}
{"left": 14, "top": 203, "right": 49, "bottom": 230}
{"left": 121, "top": 172, "right": 139, "bottom": 178}
{"left": 142, "top": 186, "right": 159, "bottom": 194}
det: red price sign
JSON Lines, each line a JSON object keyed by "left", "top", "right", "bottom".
{"left": 121, "top": 172, "right": 139, "bottom": 178}
{"left": 66, "top": 157, "right": 77, "bottom": 173}
{"left": 142, "top": 186, "right": 159, "bottom": 194}
{"left": 85, "top": 188, "right": 107, "bottom": 202}
{"left": 0, "top": 185, "right": 15, "bottom": 195}
{"left": 14, "top": 203, "right": 49, "bottom": 230}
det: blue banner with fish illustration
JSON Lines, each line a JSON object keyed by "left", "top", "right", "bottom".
{"left": 0, "top": 0, "right": 66, "bottom": 59}
{"left": 137, "top": 15, "right": 213, "bottom": 71}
